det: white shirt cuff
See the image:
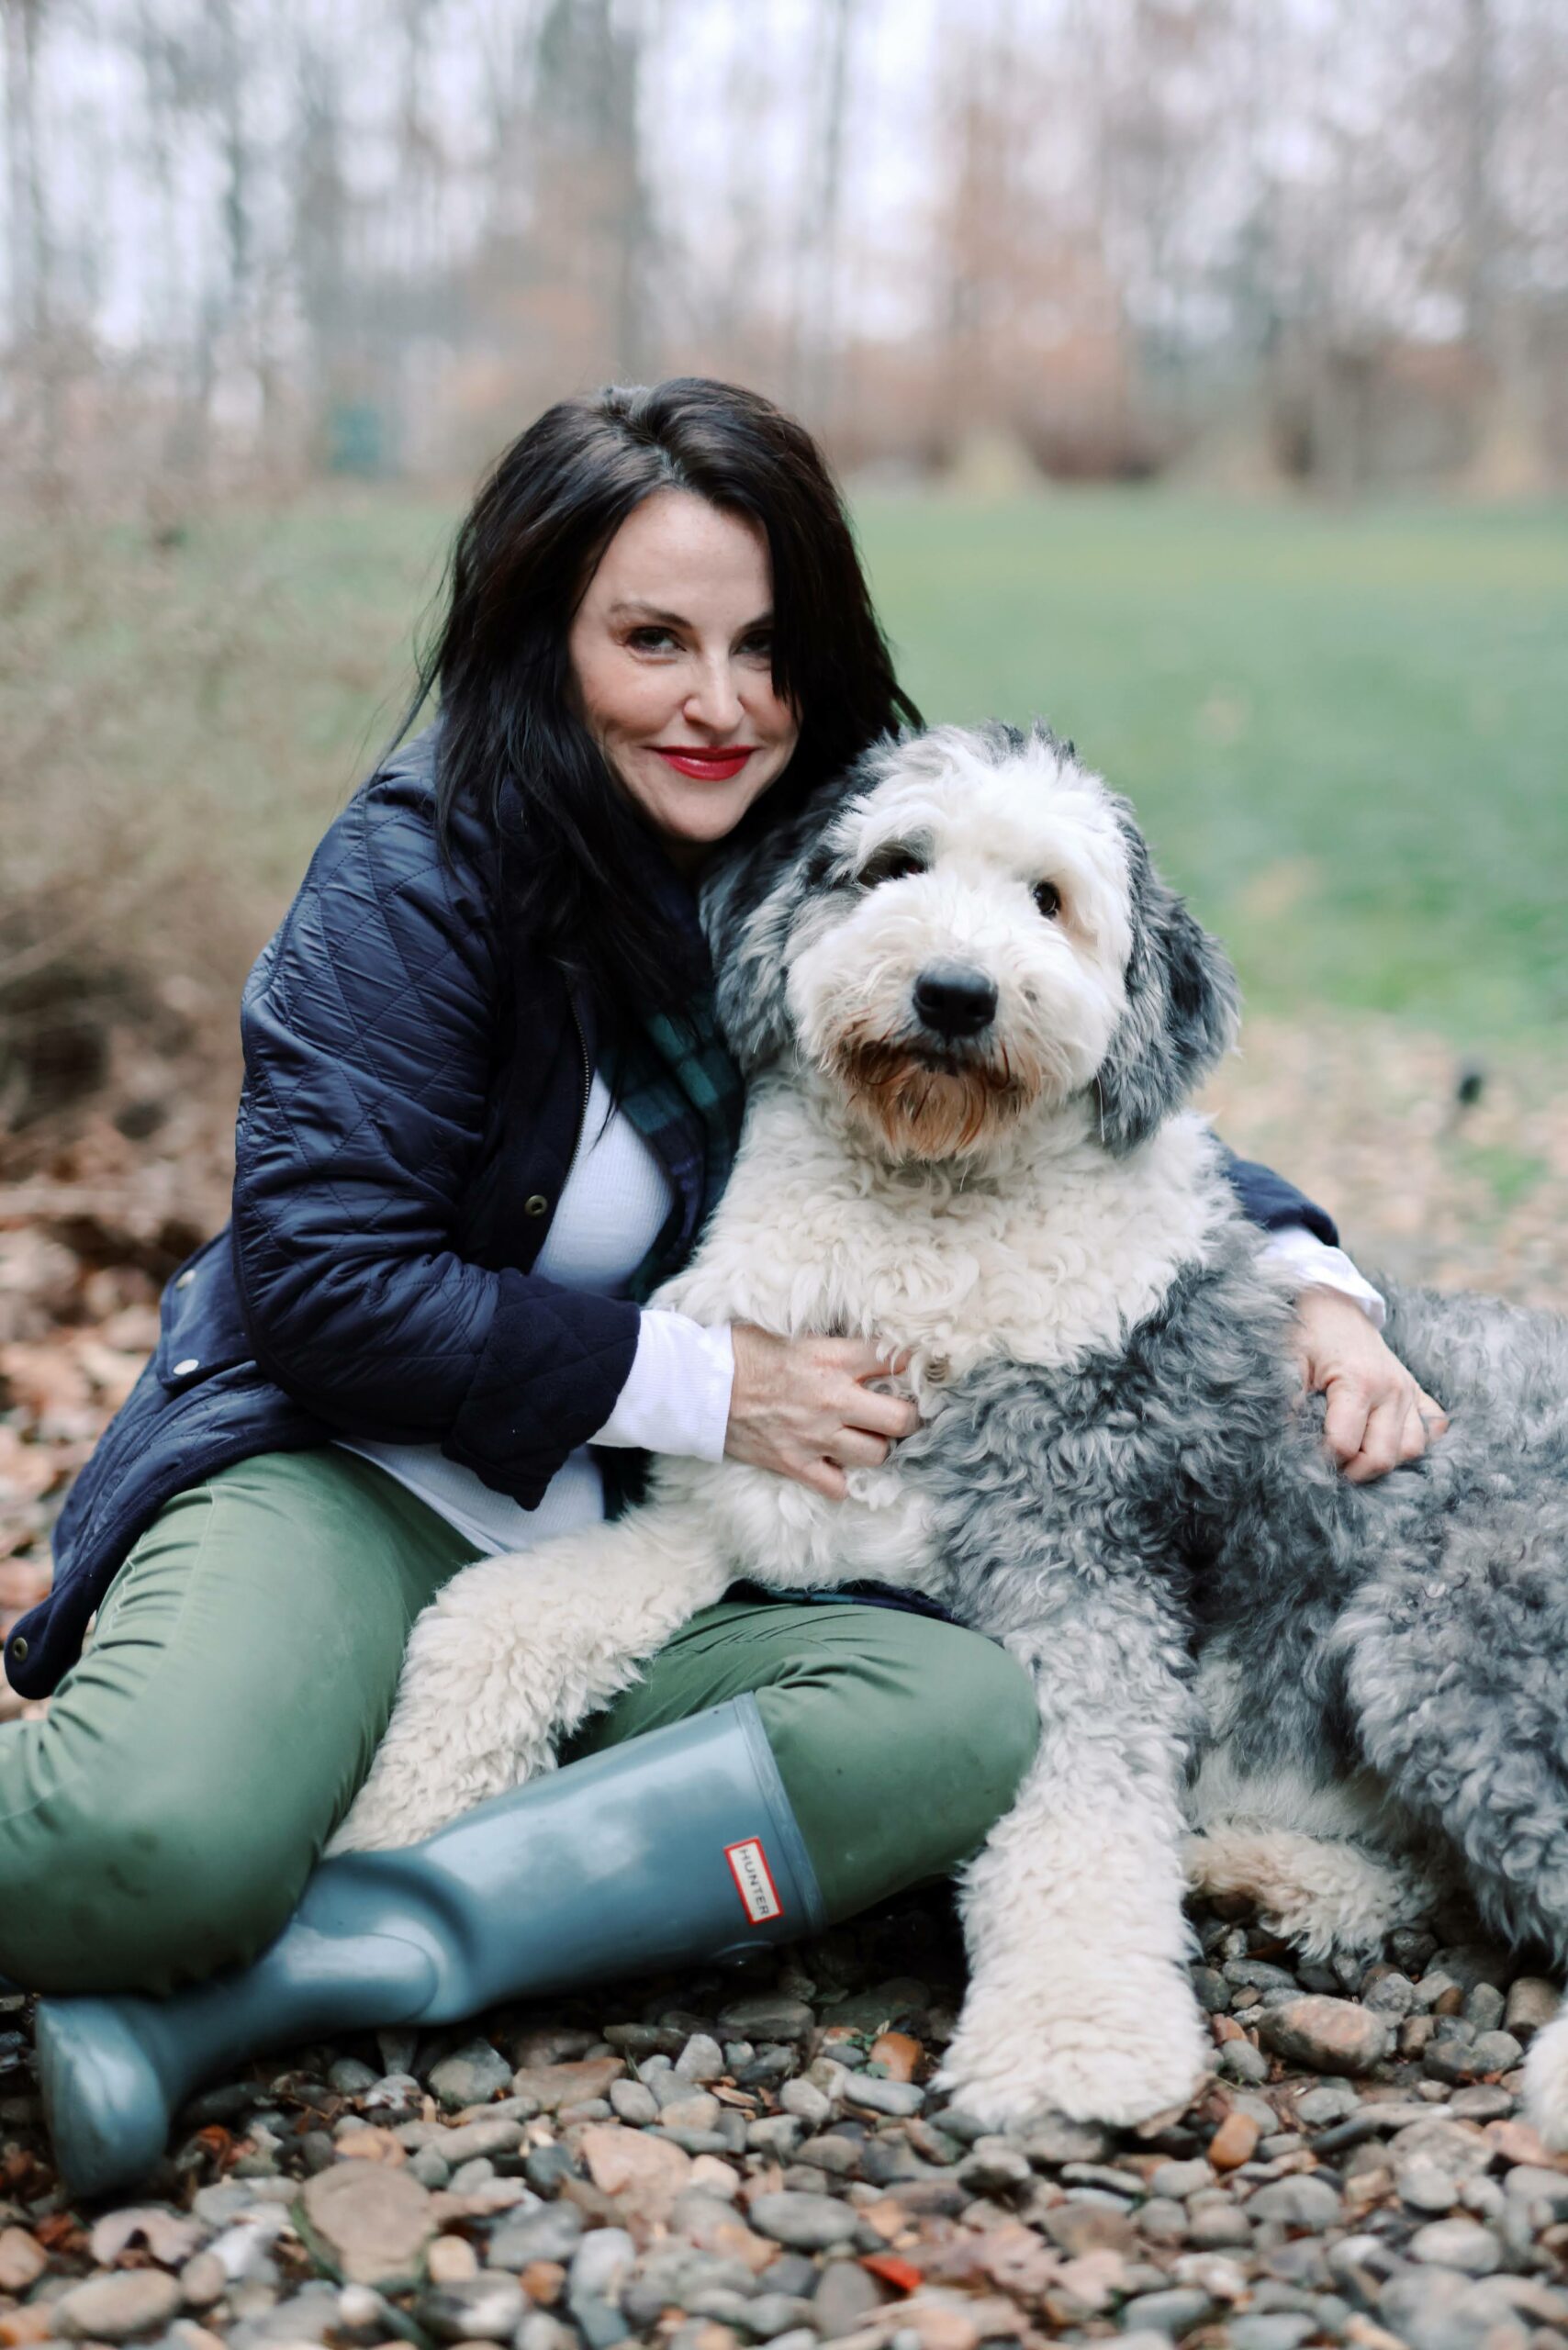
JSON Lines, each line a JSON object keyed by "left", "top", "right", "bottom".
{"left": 590, "top": 1310, "right": 735, "bottom": 1460}
{"left": 1260, "top": 1228, "right": 1386, "bottom": 1330}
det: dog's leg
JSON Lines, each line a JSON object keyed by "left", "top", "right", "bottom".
{"left": 1335, "top": 1510, "right": 1568, "bottom": 2145}
{"left": 1338, "top": 1512, "right": 1568, "bottom": 1963}
{"left": 1183, "top": 1661, "right": 1449, "bottom": 1962}
{"left": 935, "top": 1591, "right": 1209, "bottom": 2132}
{"left": 1524, "top": 2014, "right": 1568, "bottom": 2153}
{"left": 330, "top": 1505, "right": 732, "bottom": 1853}
{"left": 1183, "top": 1826, "right": 1442, "bottom": 1962}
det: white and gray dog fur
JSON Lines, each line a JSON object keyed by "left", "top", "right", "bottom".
{"left": 335, "top": 721, "right": 1568, "bottom": 2145}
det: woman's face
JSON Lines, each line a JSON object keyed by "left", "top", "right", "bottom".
{"left": 567, "top": 488, "right": 801, "bottom": 869}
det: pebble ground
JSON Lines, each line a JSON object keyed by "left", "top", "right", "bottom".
{"left": 2, "top": 1026, "right": 1565, "bottom": 2350}
{"left": 2, "top": 1886, "right": 1566, "bottom": 2350}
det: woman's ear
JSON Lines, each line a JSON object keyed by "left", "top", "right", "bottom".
{"left": 1094, "top": 804, "right": 1240, "bottom": 1153}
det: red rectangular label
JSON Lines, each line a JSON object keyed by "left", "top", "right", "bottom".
{"left": 724, "top": 1836, "right": 783, "bottom": 1924}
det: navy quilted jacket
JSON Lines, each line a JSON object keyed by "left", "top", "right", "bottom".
{"left": 4, "top": 727, "right": 1337, "bottom": 1699}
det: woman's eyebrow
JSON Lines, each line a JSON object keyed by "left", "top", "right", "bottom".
{"left": 607, "top": 599, "right": 688, "bottom": 625}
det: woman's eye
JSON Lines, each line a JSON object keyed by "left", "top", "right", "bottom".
{"left": 627, "top": 626, "right": 678, "bottom": 652}
{"left": 739, "top": 632, "right": 773, "bottom": 660}
{"left": 859, "top": 845, "right": 926, "bottom": 888}
{"left": 1034, "top": 880, "right": 1062, "bottom": 920}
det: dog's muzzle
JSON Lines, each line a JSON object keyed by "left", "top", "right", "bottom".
{"left": 913, "top": 962, "right": 998, "bottom": 1042}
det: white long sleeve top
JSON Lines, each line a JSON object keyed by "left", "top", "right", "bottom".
{"left": 339, "top": 1075, "right": 1383, "bottom": 1557}
{"left": 336, "top": 1069, "right": 734, "bottom": 1555}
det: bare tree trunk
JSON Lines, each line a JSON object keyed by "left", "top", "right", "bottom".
{"left": 3, "top": 0, "right": 60, "bottom": 489}
{"left": 1462, "top": 0, "right": 1497, "bottom": 357}
{"left": 794, "top": 0, "right": 854, "bottom": 428}
{"left": 3, "top": 0, "right": 44, "bottom": 342}
{"left": 294, "top": 36, "right": 349, "bottom": 473}
{"left": 207, "top": 0, "right": 255, "bottom": 479}
{"left": 610, "top": 0, "right": 654, "bottom": 384}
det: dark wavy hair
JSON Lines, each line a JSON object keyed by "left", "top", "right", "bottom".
{"left": 389, "top": 377, "right": 921, "bottom": 1030}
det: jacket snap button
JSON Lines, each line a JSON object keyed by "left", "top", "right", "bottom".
{"left": 8, "top": 1638, "right": 26, "bottom": 1662}
{"left": 173, "top": 1357, "right": 200, "bottom": 1376}
{"left": 523, "top": 1194, "right": 549, "bottom": 1218}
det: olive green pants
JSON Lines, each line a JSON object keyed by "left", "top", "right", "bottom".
{"left": 0, "top": 1449, "right": 1040, "bottom": 1997}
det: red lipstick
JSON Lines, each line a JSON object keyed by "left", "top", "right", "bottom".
{"left": 654, "top": 746, "right": 754, "bottom": 780}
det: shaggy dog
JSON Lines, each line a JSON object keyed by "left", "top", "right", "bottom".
{"left": 335, "top": 722, "right": 1568, "bottom": 2144}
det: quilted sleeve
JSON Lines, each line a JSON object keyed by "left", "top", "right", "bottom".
{"left": 1219, "top": 1146, "right": 1338, "bottom": 1247}
{"left": 230, "top": 783, "right": 640, "bottom": 1508}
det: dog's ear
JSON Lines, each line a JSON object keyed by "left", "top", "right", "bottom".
{"left": 700, "top": 751, "right": 883, "bottom": 1070}
{"left": 700, "top": 833, "right": 812, "bottom": 1069}
{"left": 1094, "top": 804, "right": 1240, "bottom": 1153}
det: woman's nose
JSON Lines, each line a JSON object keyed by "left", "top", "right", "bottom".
{"left": 684, "top": 660, "right": 745, "bottom": 733}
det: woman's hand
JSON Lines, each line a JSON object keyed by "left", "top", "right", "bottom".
{"left": 1294, "top": 1287, "right": 1448, "bottom": 1483}
{"left": 725, "top": 1325, "right": 921, "bottom": 1500}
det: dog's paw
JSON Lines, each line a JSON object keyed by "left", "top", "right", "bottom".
{"left": 329, "top": 1762, "right": 480, "bottom": 1854}
{"left": 329, "top": 1783, "right": 450, "bottom": 1854}
{"left": 1183, "top": 1828, "right": 1436, "bottom": 1966}
{"left": 330, "top": 1737, "right": 552, "bottom": 1856}
{"left": 328, "top": 1799, "right": 412, "bottom": 1855}
{"left": 1523, "top": 2011, "right": 1568, "bottom": 2154}
{"left": 934, "top": 1975, "right": 1208, "bottom": 2132}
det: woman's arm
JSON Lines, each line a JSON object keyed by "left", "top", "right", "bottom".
{"left": 230, "top": 776, "right": 641, "bottom": 1510}
{"left": 1218, "top": 1143, "right": 1446, "bottom": 1478}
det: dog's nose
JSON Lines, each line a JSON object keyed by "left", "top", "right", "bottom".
{"left": 913, "top": 963, "right": 998, "bottom": 1039}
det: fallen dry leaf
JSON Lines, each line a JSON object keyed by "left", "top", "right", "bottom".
{"left": 1207, "top": 2109, "right": 1260, "bottom": 2168}
{"left": 0, "top": 1429, "right": 60, "bottom": 1508}
{"left": 0, "top": 2230, "right": 48, "bottom": 2294}
{"left": 88, "top": 2206, "right": 205, "bottom": 2269}
{"left": 970, "top": 2225, "right": 1060, "bottom": 2300}
{"left": 869, "top": 2031, "right": 923, "bottom": 2082}
{"left": 30, "top": 2214, "right": 84, "bottom": 2256}
{"left": 332, "top": 2128, "right": 403, "bottom": 2164}
{"left": 71, "top": 1337, "right": 145, "bottom": 1409}
{"left": 0, "top": 2305, "right": 59, "bottom": 2344}
{"left": 0, "top": 1341, "right": 93, "bottom": 1422}
{"left": 862, "top": 2254, "right": 924, "bottom": 2294}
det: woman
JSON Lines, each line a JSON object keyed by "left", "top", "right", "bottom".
{"left": 1, "top": 380, "right": 1440, "bottom": 2184}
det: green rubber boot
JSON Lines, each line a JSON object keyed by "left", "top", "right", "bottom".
{"left": 35, "top": 1697, "right": 824, "bottom": 2199}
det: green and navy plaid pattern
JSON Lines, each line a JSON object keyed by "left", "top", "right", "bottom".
{"left": 609, "top": 991, "right": 746, "bottom": 1305}
{"left": 596, "top": 986, "right": 745, "bottom": 1518}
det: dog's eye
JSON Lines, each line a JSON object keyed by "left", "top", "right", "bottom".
{"left": 1034, "top": 880, "right": 1062, "bottom": 920}
{"left": 858, "top": 845, "right": 926, "bottom": 889}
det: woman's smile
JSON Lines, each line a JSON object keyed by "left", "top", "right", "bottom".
{"left": 654, "top": 745, "right": 756, "bottom": 779}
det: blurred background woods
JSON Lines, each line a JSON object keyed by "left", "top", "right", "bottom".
{"left": 0, "top": 1, "right": 1565, "bottom": 1645}
{"left": 6, "top": 0, "right": 1568, "bottom": 498}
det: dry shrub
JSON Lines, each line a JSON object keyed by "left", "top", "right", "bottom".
{"left": 1, "top": 529, "right": 233, "bottom": 1147}
{"left": 0, "top": 507, "right": 398, "bottom": 1175}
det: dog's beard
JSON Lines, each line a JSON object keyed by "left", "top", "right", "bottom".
{"left": 828, "top": 1027, "right": 1042, "bottom": 1161}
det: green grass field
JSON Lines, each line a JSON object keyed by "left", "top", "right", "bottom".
{"left": 17, "top": 487, "right": 1567, "bottom": 1049}
{"left": 857, "top": 494, "right": 1568, "bottom": 1047}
